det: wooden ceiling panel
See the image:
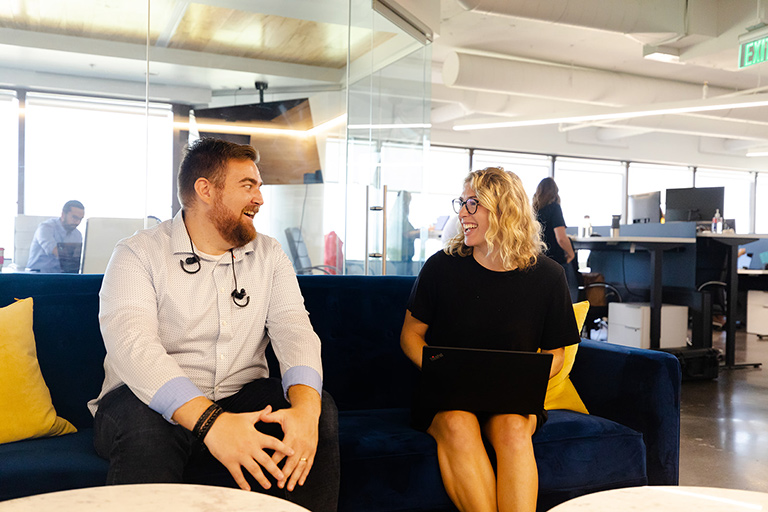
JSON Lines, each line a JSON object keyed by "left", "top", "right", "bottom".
{"left": 1, "top": 1, "right": 396, "bottom": 71}
{"left": 169, "top": 4, "right": 395, "bottom": 69}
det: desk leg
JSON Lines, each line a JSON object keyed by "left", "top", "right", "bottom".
{"left": 723, "top": 244, "right": 761, "bottom": 369}
{"left": 650, "top": 248, "right": 662, "bottom": 350}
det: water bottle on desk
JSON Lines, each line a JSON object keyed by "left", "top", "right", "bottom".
{"left": 580, "top": 215, "right": 592, "bottom": 238}
{"left": 712, "top": 209, "right": 723, "bottom": 234}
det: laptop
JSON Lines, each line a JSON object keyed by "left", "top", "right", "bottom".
{"left": 57, "top": 242, "right": 82, "bottom": 273}
{"left": 421, "top": 346, "right": 553, "bottom": 415}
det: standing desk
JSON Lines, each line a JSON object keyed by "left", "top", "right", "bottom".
{"left": 572, "top": 236, "right": 695, "bottom": 350}
{"left": 698, "top": 233, "right": 767, "bottom": 369}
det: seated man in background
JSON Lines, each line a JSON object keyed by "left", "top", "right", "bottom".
{"left": 27, "top": 200, "right": 85, "bottom": 273}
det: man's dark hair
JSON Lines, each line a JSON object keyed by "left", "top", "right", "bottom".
{"left": 177, "top": 138, "right": 259, "bottom": 209}
{"left": 62, "top": 200, "right": 84, "bottom": 213}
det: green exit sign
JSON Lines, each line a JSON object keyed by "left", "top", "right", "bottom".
{"left": 740, "top": 36, "right": 768, "bottom": 68}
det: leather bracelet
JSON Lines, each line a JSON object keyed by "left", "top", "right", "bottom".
{"left": 192, "top": 403, "right": 218, "bottom": 439}
{"left": 196, "top": 404, "right": 224, "bottom": 443}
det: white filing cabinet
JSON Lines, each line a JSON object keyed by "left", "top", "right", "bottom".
{"left": 607, "top": 303, "right": 689, "bottom": 349}
{"left": 746, "top": 291, "right": 768, "bottom": 336}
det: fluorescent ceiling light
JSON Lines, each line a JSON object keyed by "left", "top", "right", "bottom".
{"left": 746, "top": 148, "right": 768, "bottom": 157}
{"left": 174, "top": 114, "right": 347, "bottom": 137}
{"left": 453, "top": 94, "right": 768, "bottom": 131}
{"left": 643, "top": 45, "right": 680, "bottom": 64}
{"left": 644, "top": 52, "right": 680, "bottom": 64}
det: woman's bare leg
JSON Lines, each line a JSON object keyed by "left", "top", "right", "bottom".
{"left": 428, "top": 410, "right": 497, "bottom": 512}
{"left": 483, "top": 413, "right": 538, "bottom": 512}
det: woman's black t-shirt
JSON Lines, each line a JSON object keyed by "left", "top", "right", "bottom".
{"left": 537, "top": 202, "right": 567, "bottom": 264}
{"left": 408, "top": 250, "right": 579, "bottom": 353}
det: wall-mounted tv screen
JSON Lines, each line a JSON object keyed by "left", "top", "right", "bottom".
{"left": 628, "top": 191, "right": 661, "bottom": 224}
{"left": 193, "top": 99, "right": 322, "bottom": 185}
{"left": 665, "top": 186, "right": 724, "bottom": 222}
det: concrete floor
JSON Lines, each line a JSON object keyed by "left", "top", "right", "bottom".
{"left": 679, "top": 329, "right": 768, "bottom": 492}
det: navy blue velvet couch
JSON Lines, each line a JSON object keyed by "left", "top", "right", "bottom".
{"left": 0, "top": 273, "right": 681, "bottom": 511}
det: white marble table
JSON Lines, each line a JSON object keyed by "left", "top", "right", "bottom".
{"left": 0, "top": 484, "right": 309, "bottom": 512}
{"left": 550, "top": 486, "right": 768, "bottom": 511}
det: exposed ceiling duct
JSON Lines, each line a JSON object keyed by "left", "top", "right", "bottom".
{"left": 453, "top": 0, "right": 715, "bottom": 46}
{"left": 455, "top": 0, "right": 685, "bottom": 34}
{"left": 439, "top": 49, "right": 768, "bottom": 141}
{"left": 429, "top": 0, "right": 768, "bottom": 152}
{"left": 442, "top": 51, "right": 731, "bottom": 107}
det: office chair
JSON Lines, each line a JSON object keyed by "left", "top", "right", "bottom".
{"left": 284, "top": 227, "right": 339, "bottom": 275}
{"left": 580, "top": 280, "right": 623, "bottom": 339}
{"left": 698, "top": 280, "right": 727, "bottom": 329}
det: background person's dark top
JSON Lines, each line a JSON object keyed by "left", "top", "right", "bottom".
{"left": 537, "top": 202, "right": 567, "bottom": 264}
{"left": 407, "top": 251, "right": 580, "bottom": 353}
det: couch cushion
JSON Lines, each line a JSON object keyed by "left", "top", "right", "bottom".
{"left": 0, "top": 298, "right": 77, "bottom": 445}
{"left": 535, "top": 410, "right": 647, "bottom": 491}
{"left": 544, "top": 300, "right": 590, "bottom": 414}
{"left": 0, "top": 429, "right": 107, "bottom": 501}
{"left": 337, "top": 408, "right": 647, "bottom": 512}
{"left": 338, "top": 408, "right": 454, "bottom": 512}
{"left": 297, "top": 276, "right": 422, "bottom": 411}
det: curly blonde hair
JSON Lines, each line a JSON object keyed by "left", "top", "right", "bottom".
{"left": 445, "top": 167, "right": 544, "bottom": 270}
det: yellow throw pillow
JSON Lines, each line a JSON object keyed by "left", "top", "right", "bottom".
{"left": 543, "top": 300, "right": 590, "bottom": 414}
{"left": 0, "top": 298, "right": 77, "bottom": 444}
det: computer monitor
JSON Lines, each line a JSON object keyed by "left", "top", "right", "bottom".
{"left": 81, "top": 217, "right": 146, "bottom": 274}
{"left": 664, "top": 186, "right": 724, "bottom": 222}
{"left": 628, "top": 191, "right": 661, "bottom": 224}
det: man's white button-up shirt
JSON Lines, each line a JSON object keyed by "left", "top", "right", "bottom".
{"left": 88, "top": 211, "right": 323, "bottom": 422}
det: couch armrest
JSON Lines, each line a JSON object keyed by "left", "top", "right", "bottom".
{"left": 570, "top": 339, "right": 681, "bottom": 486}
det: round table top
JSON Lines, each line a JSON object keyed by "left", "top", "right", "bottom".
{"left": 550, "top": 486, "right": 768, "bottom": 511}
{"left": 0, "top": 484, "right": 310, "bottom": 512}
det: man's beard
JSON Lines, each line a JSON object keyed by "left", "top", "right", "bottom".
{"left": 209, "top": 195, "right": 257, "bottom": 248}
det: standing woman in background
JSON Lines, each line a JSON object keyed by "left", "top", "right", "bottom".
{"left": 532, "top": 177, "right": 578, "bottom": 302}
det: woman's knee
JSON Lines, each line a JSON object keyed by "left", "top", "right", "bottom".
{"left": 484, "top": 414, "right": 535, "bottom": 450}
{"left": 428, "top": 410, "right": 483, "bottom": 447}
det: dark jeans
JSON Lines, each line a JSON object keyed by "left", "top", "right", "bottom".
{"left": 94, "top": 379, "right": 340, "bottom": 512}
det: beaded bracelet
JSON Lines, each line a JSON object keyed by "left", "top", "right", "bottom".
{"left": 196, "top": 404, "right": 224, "bottom": 443}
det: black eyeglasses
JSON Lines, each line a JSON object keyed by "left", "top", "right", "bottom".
{"left": 452, "top": 197, "right": 480, "bottom": 215}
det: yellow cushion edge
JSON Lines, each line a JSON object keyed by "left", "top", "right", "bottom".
{"left": 0, "top": 298, "right": 77, "bottom": 445}
{"left": 543, "top": 300, "right": 590, "bottom": 414}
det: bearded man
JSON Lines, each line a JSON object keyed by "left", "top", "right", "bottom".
{"left": 89, "top": 138, "right": 339, "bottom": 511}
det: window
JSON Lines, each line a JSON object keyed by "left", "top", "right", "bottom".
{"left": 472, "top": 150, "right": 551, "bottom": 201}
{"left": 23, "top": 93, "right": 173, "bottom": 221}
{"left": 695, "top": 168, "right": 754, "bottom": 233}
{"left": 0, "top": 91, "right": 18, "bottom": 265}
{"left": 756, "top": 173, "right": 768, "bottom": 234}
{"left": 554, "top": 157, "right": 624, "bottom": 228}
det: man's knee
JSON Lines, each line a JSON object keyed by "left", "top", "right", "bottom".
{"left": 318, "top": 390, "right": 338, "bottom": 438}
{"left": 94, "top": 386, "right": 177, "bottom": 454}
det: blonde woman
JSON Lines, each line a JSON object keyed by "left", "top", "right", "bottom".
{"left": 400, "top": 167, "right": 580, "bottom": 512}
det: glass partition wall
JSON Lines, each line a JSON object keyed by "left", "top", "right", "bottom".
{"left": 1, "top": 0, "right": 432, "bottom": 276}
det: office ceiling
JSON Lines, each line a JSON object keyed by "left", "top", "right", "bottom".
{"left": 432, "top": 0, "right": 768, "bottom": 154}
{"left": 4, "top": 0, "right": 768, "bottom": 155}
